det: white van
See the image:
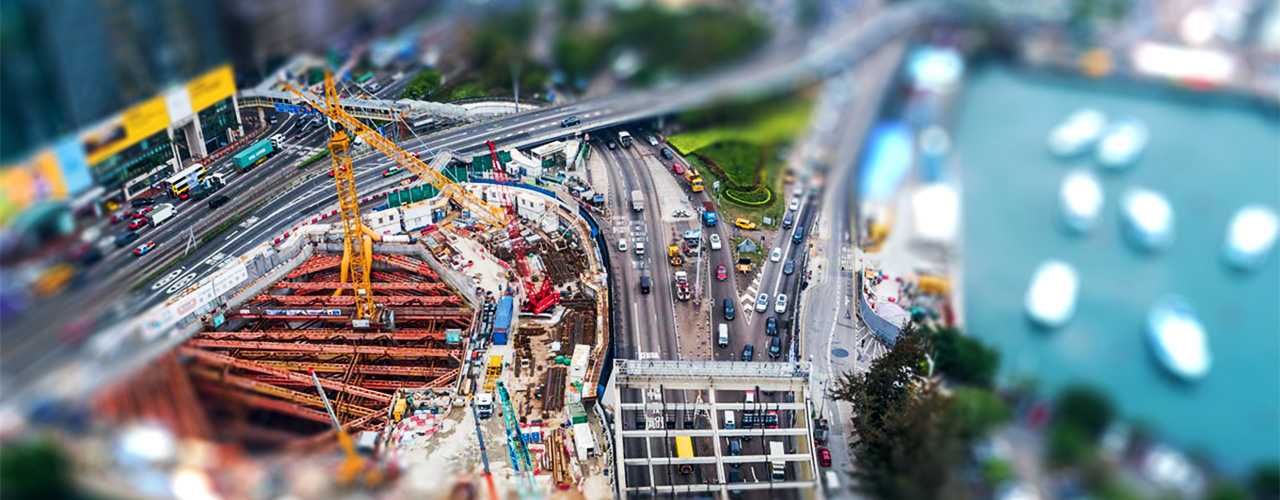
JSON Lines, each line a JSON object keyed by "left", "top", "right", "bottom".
{"left": 724, "top": 410, "right": 735, "bottom": 430}
{"left": 718, "top": 324, "right": 729, "bottom": 348}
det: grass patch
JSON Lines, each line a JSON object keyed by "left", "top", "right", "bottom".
{"left": 670, "top": 96, "right": 810, "bottom": 228}
{"left": 297, "top": 149, "right": 331, "bottom": 169}
{"left": 667, "top": 101, "right": 812, "bottom": 154}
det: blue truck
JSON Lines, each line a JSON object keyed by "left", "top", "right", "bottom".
{"left": 492, "top": 294, "right": 514, "bottom": 345}
{"left": 702, "top": 201, "right": 718, "bottom": 227}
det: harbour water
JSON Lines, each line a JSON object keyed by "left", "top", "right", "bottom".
{"left": 955, "top": 64, "right": 1280, "bottom": 470}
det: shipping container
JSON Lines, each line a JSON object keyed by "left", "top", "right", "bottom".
{"left": 492, "top": 295, "right": 514, "bottom": 344}
{"left": 233, "top": 139, "right": 275, "bottom": 172}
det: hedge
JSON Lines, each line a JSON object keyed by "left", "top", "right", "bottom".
{"left": 297, "top": 149, "right": 331, "bottom": 169}
{"left": 725, "top": 185, "right": 772, "bottom": 206}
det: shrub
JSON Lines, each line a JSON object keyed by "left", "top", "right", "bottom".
{"left": 724, "top": 185, "right": 771, "bottom": 206}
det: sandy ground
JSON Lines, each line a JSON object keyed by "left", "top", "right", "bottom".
{"left": 441, "top": 228, "right": 516, "bottom": 297}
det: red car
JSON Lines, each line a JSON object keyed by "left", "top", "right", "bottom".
{"left": 767, "top": 410, "right": 779, "bottom": 429}
{"left": 178, "top": 192, "right": 190, "bottom": 201}
{"left": 110, "top": 214, "right": 125, "bottom": 224}
{"left": 128, "top": 219, "right": 148, "bottom": 230}
{"left": 132, "top": 241, "right": 157, "bottom": 256}
{"left": 328, "top": 169, "right": 336, "bottom": 177}
{"left": 672, "top": 163, "right": 684, "bottom": 175}
{"left": 817, "top": 447, "right": 832, "bottom": 467}
{"left": 132, "top": 207, "right": 153, "bottom": 218}
{"left": 717, "top": 265, "right": 727, "bottom": 281}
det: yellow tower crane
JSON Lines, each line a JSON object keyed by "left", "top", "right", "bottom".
{"left": 281, "top": 71, "right": 507, "bottom": 321}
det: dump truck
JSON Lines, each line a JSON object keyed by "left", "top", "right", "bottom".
{"left": 631, "top": 190, "right": 644, "bottom": 212}
{"left": 683, "top": 167, "right": 704, "bottom": 193}
{"left": 702, "top": 201, "right": 717, "bottom": 227}
{"left": 674, "top": 271, "right": 690, "bottom": 301}
{"left": 668, "top": 245, "right": 684, "bottom": 266}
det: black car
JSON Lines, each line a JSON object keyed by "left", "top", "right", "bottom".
{"left": 131, "top": 197, "right": 156, "bottom": 208}
{"left": 723, "top": 298, "right": 735, "bottom": 320}
{"left": 769, "top": 337, "right": 782, "bottom": 358}
{"left": 207, "top": 194, "right": 230, "bottom": 209}
{"left": 607, "top": 140, "right": 617, "bottom": 150}
{"left": 115, "top": 231, "right": 139, "bottom": 247}
{"left": 783, "top": 260, "right": 795, "bottom": 276}
{"left": 660, "top": 148, "right": 673, "bottom": 160}
{"left": 766, "top": 316, "right": 778, "bottom": 336}
{"left": 782, "top": 212, "right": 794, "bottom": 229}
{"left": 741, "top": 344, "right": 755, "bottom": 362}
{"left": 561, "top": 116, "right": 580, "bottom": 127}
{"left": 792, "top": 227, "right": 805, "bottom": 244}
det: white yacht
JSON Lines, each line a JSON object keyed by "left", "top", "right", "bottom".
{"left": 1047, "top": 109, "right": 1107, "bottom": 157}
{"left": 1059, "top": 169, "right": 1104, "bottom": 233}
{"left": 1223, "top": 205, "right": 1279, "bottom": 271}
{"left": 1146, "top": 297, "right": 1210, "bottom": 381}
{"left": 1024, "top": 260, "right": 1079, "bottom": 329}
{"left": 1096, "top": 117, "right": 1149, "bottom": 169}
{"left": 1121, "top": 187, "right": 1175, "bottom": 253}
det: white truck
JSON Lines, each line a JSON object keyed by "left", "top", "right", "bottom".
{"left": 770, "top": 441, "right": 786, "bottom": 481}
{"left": 631, "top": 190, "right": 644, "bottom": 212}
{"left": 619, "top": 131, "right": 633, "bottom": 148}
{"left": 674, "top": 271, "right": 690, "bottom": 301}
{"left": 149, "top": 203, "right": 176, "bottom": 227}
{"left": 476, "top": 393, "right": 494, "bottom": 419}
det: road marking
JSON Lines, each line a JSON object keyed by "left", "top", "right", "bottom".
{"left": 165, "top": 271, "right": 199, "bottom": 294}
{"left": 150, "top": 267, "right": 187, "bottom": 290}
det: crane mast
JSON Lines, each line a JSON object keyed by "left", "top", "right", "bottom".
{"left": 324, "top": 72, "right": 376, "bottom": 320}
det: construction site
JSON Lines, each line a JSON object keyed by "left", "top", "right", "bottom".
{"left": 62, "top": 72, "right": 616, "bottom": 499}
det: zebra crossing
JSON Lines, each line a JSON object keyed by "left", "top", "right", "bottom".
{"left": 612, "top": 217, "right": 650, "bottom": 270}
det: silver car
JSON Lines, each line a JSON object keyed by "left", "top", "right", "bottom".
{"left": 755, "top": 293, "right": 769, "bottom": 313}
{"left": 775, "top": 294, "right": 788, "bottom": 314}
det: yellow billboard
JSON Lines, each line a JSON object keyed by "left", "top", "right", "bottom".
{"left": 82, "top": 95, "right": 171, "bottom": 165}
{"left": 187, "top": 64, "right": 236, "bottom": 113}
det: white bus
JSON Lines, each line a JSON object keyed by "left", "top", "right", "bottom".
{"left": 166, "top": 163, "right": 207, "bottom": 198}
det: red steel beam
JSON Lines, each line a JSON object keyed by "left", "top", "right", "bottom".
{"left": 245, "top": 376, "right": 451, "bottom": 391}
{"left": 372, "top": 254, "right": 438, "bottom": 277}
{"left": 196, "top": 329, "right": 451, "bottom": 342}
{"left": 186, "top": 339, "right": 458, "bottom": 358}
{"left": 180, "top": 348, "right": 392, "bottom": 403}
{"left": 188, "top": 368, "right": 379, "bottom": 418}
{"left": 196, "top": 383, "right": 334, "bottom": 426}
{"left": 274, "top": 282, "right": 450, "bottom": 292}
{"left": 253, "top": 295, "right": 462, "bottom": 306}
{"left": 248, "top": 361, "right": 455, "bottom": 377}
{"left": 286, "top": 256, "right": 344, "bottom": 278}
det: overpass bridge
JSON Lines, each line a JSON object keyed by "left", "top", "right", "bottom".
{"left": 239, "top": 88, "right": 471, "bottom": 124}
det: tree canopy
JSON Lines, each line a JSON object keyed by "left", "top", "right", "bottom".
{"left": 831, "top": 332, "right": 967, "bottom": 500}
{"left": 922, "top": 325, "right": 1000, "bottom": 388}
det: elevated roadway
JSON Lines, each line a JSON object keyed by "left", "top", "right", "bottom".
{"left": 1, "top": 1, "right": 956, "bottom": 410}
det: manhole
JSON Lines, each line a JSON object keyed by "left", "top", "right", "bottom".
{"left": 831, "top": 348, "right": 850, "bottom": 358}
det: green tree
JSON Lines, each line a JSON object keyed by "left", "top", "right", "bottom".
{"left": 923, "top": 326, "right": 1000, "bottom": 388}
{"left": 1250, "top": 462, "right": 1280, "bottom": 500}
{"left": 1054, "top": 384, "right": 1114, "bottom": 441}
{"left": 951, "top": 386, "right": 1010, "bottom": 441}
{"left": 401, "top": 69, "right": 443, "bottom": 100}
{"left": 831, "top": 332, "right": 966, "bottom": 500}
{"left": 0, "top": 439, "right": 72, "bottom": 500}
{"left": 1047, "top": 423, "right": 1094, "bottom": 468}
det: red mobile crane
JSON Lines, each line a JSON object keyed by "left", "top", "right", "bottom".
{"left": 485, "top": 141, "right": 559, "bottom": 314}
